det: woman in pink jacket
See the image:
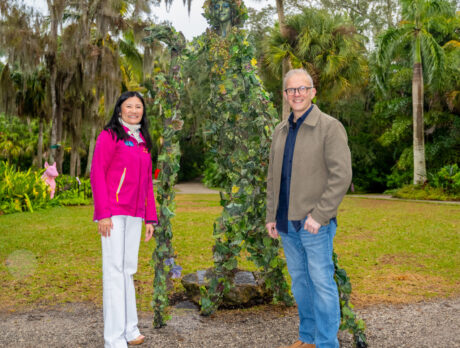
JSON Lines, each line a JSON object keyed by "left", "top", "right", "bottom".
{"left": 91, "top": 91, "right": 158, "bottom": 347}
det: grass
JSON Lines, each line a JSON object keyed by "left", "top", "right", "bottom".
{"left": 0, "top": 194, "right": 459, "bottom": 312}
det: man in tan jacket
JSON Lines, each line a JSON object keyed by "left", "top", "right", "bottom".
{"left": 266, "top": 69, "right": 352, "bottom": 348}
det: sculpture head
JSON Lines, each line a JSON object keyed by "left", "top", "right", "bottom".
{"left": 203, "top": 0, "right": 248, "bottom": 36}
{"left": 214, "top": 0, "right": 231, "bottom": 23}
{"left": 44, "top": 162, "right": 59, "bottom": 179}
{"left": 42, "top": 162, "right": 59, "bottom": 199}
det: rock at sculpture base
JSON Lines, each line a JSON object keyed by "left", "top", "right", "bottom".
{"left": 181, "top": 268, "right": 273, "bottom": 308}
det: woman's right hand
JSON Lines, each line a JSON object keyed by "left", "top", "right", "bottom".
{"left": 98, "top": 218, "right": 113, "bottom": 237}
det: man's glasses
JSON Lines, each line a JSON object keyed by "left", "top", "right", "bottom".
{"left": 284, "top": 86, "right": 314, "bottom": 96}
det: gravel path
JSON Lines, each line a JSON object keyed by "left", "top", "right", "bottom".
{"left": 1, "top": 297, "right": 459, "bottom": 348}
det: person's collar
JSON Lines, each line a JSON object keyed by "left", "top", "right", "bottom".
{"left": 119, "top": 118, "right": 141, "bottom": 132}
{"left": 281, "top": 104, "right": 319, "bottom": 130}
{"left": 303, "top": 104, "right": 320, "bottom": 127}
{"left": 289, "top": 104, "right": 314, "bottom": 127}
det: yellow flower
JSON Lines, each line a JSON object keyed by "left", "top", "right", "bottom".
{"left": 232, "top": 186, "right": 239, "bottom": 194}
{"left": 243, "top": 39, "right": 249, "bottom": 46}
{"left": 219, "top": 84, "right": 227, "bottom": 95}
{"left": 250, "top": 58, "right": 257, "bottom": 67}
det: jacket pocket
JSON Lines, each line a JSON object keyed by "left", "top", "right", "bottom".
{"left": 116, "top": 167, "right": 127, "bottom": 202}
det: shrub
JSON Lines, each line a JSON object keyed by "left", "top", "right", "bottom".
{"left": 0, "top": 161, "right": 55, "bottom": 214}
{"left": 202, "top": 154, "right": 228, "bottom": 189}
{"left": 428, "top": 164, "right": 460, "bottom": 195}
{"left": 390, "top": 184, "right": 453, "bottom": 201}
{"left": 54, "top": 175, "right": 92, "bottom": 206}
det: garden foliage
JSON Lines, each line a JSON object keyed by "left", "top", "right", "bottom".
{"left": 429, "top": 164, "right": 460, "bottom": 195}
{"left": 0, "top": 161, "right": 91, "bottom": 214}
{"left": 144, "top": 25, "right": 185, "bottom": 328}
{"left": 0, "top": 161, "right": 52, "bottom": 214}
{"left": 334, "top": 252, "right": 367, "bottom": 347}
{"left": 54, "top": 175, "right": 92, "bottom": 206}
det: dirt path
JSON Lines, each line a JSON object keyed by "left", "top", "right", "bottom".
{"left": 1, "top": 297, "right": 459, "bottom": 348}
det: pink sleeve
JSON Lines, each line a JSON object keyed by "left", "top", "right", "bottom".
{"left": 90, "top": 130, "right": 115, "bottom": 221}
{"left": 145, "top": 160, "right": 158, "bottom": 225}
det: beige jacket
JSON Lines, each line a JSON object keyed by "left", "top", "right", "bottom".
{"left": 266, "top": 105, "right": 352, "bottom": 226}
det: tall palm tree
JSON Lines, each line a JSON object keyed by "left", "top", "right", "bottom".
{"left": 376, "top": 0, "right": 454, "bottom": 184}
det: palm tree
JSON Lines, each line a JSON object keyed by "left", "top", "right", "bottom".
{"left": 264, "top": 8, "right": 368, "bottom": 105}
{"left": 376, "top": 0, "right": 455, "bottom": 184}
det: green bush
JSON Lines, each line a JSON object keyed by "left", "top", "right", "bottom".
{"left": 55, "top": 175, "right": 92, "bottom": 206}
{"left": 202, "top": 153, "right": 228, "bottom": 189}
{"left": 0, "top": 161, "right": 55, "bottom": 214}
{"left": 390, "top": 184, "right": 459, "bottom": 201}
{"left": 0, "top": 113, "right": 39, "bottom": 170}
{"left": 429, "top": 164, "right": 460, "bottom": 195}
{"left": 0, "top": 162, "right": 93, "bottom": 214}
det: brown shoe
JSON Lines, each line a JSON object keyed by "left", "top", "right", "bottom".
{"left": 278, "top": 341, "right": 315, "bottom": 348}
{"left": 128, "top": 335, "right": 145, "bottom": 345}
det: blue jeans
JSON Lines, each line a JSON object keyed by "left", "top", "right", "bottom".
{"left": 280, "top": 219, "right": 340, "bottom": 348}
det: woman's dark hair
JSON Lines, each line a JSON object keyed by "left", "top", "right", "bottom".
{"left": 104, "top": 91, "right": 153, "bottom": 152}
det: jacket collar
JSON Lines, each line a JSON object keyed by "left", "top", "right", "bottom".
{"left": 280, "top": 104, "right": 320, "bottom": 130}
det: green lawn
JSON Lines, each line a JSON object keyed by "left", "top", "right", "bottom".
{"left": 0, "top": 194, "right": 459, "bottom": 312}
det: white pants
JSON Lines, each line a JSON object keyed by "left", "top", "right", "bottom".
{"left": 101, "top": 215, "right": 142, "bottom": 348}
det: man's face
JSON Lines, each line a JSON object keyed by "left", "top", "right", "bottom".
{"left": 284, "top": 74, "right": 316, "bottom": 116}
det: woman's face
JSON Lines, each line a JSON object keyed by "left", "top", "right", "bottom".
{"left": 214, "top": 0, "right": 231, "bottom": 23}
{"left": 120, "top": 96, "right": 144, "bottom": 125}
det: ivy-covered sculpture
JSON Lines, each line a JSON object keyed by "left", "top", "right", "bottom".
{"left": 143, "top": 25, "right": 185, "bottom": 328}
{"left": 196, "top": 0, "right": 294, "bottom": 315}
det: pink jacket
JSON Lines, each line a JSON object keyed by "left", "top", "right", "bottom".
{"left": 90, "top": 128, "right": 158, "bottom": 224}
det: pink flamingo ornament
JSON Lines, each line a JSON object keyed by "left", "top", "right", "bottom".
{"left": 42, "top": 162, "right": 59, "bottom": 199}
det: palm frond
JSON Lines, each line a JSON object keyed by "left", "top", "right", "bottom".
{"left": 420, "top": 28, "right": 446, "bottom": 83}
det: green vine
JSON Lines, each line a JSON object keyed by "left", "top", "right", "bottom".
{"left": 144, "top": 25, "right": 185, "bottom": 328}
{"left": 334, "top": 252, "right": 368, "bottom": 347}
{"left": 194, "top": 11, "right": 294, "bottom": 315}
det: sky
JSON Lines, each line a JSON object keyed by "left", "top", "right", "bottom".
{"left": 23, "top": 0, "right": 272, "bottom": 40}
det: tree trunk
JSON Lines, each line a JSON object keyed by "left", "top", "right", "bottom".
{"left": 275, "top": 0, "right": 287, "bottom": 37}
{"left": 85, "top": 123, "right": 97, "bottom": 176}
{"left": 412, "top": 62, "right": 427, "bottom": 184}
{"left": 275, "top": 0, "right": 291, "bottom": 120}
{"left": 56, "top": 104, "right": 64, "bottom": 173}
{"left": 385, "top": 0, "right": 394, "bottom": 28}
{"left": 76, "top": 151, "right": 81, "bottom": 177}
{"left": 47, "top": 1, "right": 58, "bottom": 164}
{"left": 282, "top": 58, "right": 292, "bottom": 120}
{"left": 58, "top": 129, "right": 66, "bottom": 174}
{"left": 37, "top": 118, "right": 43, "bottom": 168}
{"left": 49, "top": 65, "right": 58, "bottom": 163}
{"left": 70, "top": 145, "right": 77, "bottom": 177}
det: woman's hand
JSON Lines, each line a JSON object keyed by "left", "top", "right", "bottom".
{"left": 145, "top": 224, "right": 154, "bottom": 242}
{"left": 98, "top": 218, "right": 113, "bottom": 237}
